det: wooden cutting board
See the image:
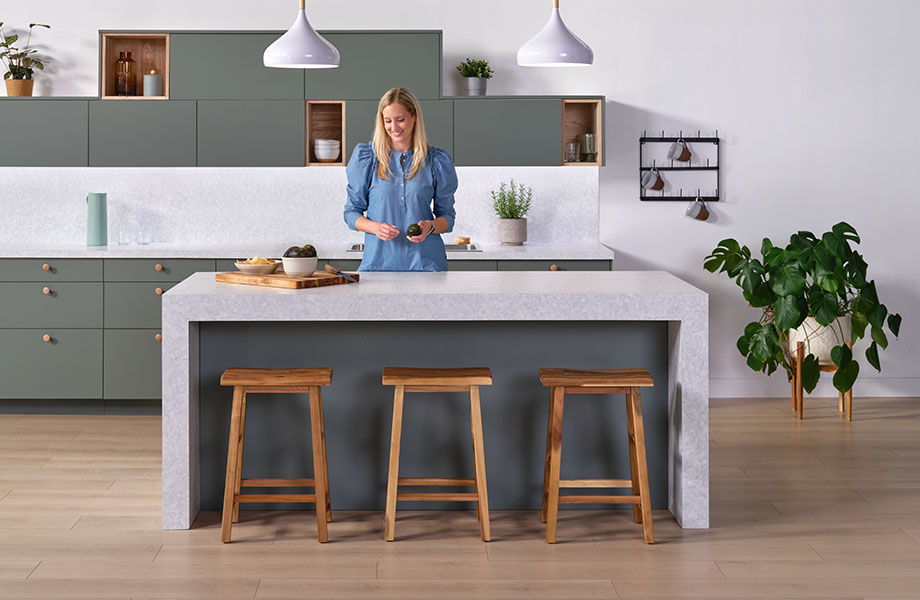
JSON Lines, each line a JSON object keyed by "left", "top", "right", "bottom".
{"left": 215, "top": 270, "right": 360, "bottom": 289}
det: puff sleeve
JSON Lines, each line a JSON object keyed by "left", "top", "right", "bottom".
{"left": 429, "top": 147, "right": 458, "bottom": 232}
{"left": 343, "top": 143, "right": 376, "bottom": 231}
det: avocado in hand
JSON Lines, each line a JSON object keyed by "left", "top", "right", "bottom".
{"left": 283, "top": 246, "right": 309, "bottom": 258}
{"left": 406, "top": 223, "right": 423, "bottom": 237}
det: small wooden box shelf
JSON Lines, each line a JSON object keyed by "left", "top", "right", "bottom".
{"left": 562, "top": 99, "right": 603, "bottom": 166}
{"left": 100, "top": 33, "right": 169, "bottom": 100}
{"left": 306, "top": 101, "right": 346, "bottom": 166}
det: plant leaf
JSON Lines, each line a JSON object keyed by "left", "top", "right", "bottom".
{"left": 703, "top": 257, "right": 722, "bottom": 273}
{"left": 867, "top": 303, "right": 887, "bottom": 329}
{"left": 871, "top": 326, "right": 888, "bottom": 349}
{"left": 774, "top": 295, "right": 805, "bottom": 331}
{"left": 736, "top": 335, "right": 750, "bottom": 356}
{"left": 862, "top": 280, "right": 879, "bottom": 304}
{"left": 746, "top": 354, "right": 764, "bottom": 371}
{"left": 749, "top": 324, "right": 779, "bottom": 362}
{"left": 832, "top": 221, "right": 860, "bottom": 243}
{"left": 4, "top": 34, "right": 17, "bottom": 45}
{"left": 851, "top": 311, "right": 869, "bottom": 342}
{"left": 831, "top": 344, "right": 852, "bottom": 368}
{"left": 744, "top": 281, "right": 776, "bottom": 308}
{"left": 801, "top": 354, "right": 820, "bottom": 393}
{"left": 809, "top": 291, "right": 839, "bottom": 326}
{"left": 769, "top": 262, "right": 806, "bottom": 296}
{"left": 821, "top": 231, "right": 849, "bottom": 259}
{"left": 833, "top": 360, "right": 859, "bottom": 394}
{"left": 888, "top": 313, "right": 902, "bottom": 337}
{"left": 865, "top": 341, "right": 881, "bottom": 371}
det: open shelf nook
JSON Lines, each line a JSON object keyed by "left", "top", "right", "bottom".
{"left": 562, "top": 99, "right": 603, "bottom": 166}
{"left": 306, "top": 101, "right": 346, "bottom": 166}
{"left": 100, "top": 33, "right": 170, "bottom": 100}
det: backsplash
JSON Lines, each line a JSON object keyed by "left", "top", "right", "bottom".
{"left": 0, "top": 167, "right": 598, "bottom": 251}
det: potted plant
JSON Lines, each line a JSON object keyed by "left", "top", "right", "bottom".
{"left": 0, "top": 22, "right": 50, "bottom": 97}
{"left": 456, "top": 57, "right": 493, "bottom": 96}
{"left": 704, "top": 222, "right": 901, "bottom": 395}
{"left": 492, "top": 179, "right": 533, "bottom": 246}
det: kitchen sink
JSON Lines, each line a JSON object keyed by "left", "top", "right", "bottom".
{"left": 347, "top": 243, "right": 481, "bottom": 252}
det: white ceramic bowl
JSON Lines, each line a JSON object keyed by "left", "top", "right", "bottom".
{"left": 314, "top": 147, "right": 341, "bottom": 161}
{"left": 281, "top": 257, "right": 318, "bottom": 277}
{"left": 234, "top": 260, "right": 280, "bottom": 274}
{"left": 314, "top": 138, "right": 340, "bottom": 146}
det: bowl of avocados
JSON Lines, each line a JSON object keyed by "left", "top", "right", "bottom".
{"left": 281, "top": 244, "right": 318, "bottom": 277}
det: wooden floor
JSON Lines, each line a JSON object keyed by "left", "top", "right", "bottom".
{"left": 0, "top": 396, "right": 919, "bottom": 599}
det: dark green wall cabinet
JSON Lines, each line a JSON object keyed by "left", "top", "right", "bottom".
{"left": 198, "top": 100, "right": 306, "bottom": 167}
{"left": 89, "top": 101, "right": 197, "bottom": 167}
{"left": 453, "top": 98, "right": 562, "bottom": 166}
{"left": 0, "top": 100, "right": 88, "bottom": 166}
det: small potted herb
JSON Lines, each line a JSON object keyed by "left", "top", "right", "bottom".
{"left": 491, "top": 179, "right": 533, "bottom": 246}
{"left": 456, "top": 57, "right": 493, "bottom": 96}
{"left": 0, "top": 22, "right": 51, "bottom": 97}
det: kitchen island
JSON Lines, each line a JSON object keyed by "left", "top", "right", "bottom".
{"left": 162, "top": 270, "right": 709, "bottom": 529}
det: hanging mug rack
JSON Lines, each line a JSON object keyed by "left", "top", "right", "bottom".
{"left": 639, "top": 129, "right": 720, "bottom": 201}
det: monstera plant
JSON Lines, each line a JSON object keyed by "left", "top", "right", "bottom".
{"left": 704, "top": 222, "right": 901, "bottom": 394}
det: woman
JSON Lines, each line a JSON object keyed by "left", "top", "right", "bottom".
{"left": 344, "top": 87, "right": 458, "bottom": 271}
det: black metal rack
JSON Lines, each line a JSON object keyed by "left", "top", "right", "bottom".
{"left": 639, "top": 130, "right": 720, "bottom": 201}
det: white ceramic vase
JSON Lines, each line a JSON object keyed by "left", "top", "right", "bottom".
{"left": 788, "top": 316, "right": 851, "bottom": 365}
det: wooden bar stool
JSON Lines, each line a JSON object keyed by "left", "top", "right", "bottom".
{"left": 539, "top": 368, "right": 655, "bottom": 544}
{"left": 218, "top": 367, "right": 333, "bottom": 543}
{"left": 791, "top": 341, "right": 854, "bottom": 420}
{"left": 382, "top": 367, "right": 492, "bottom": 542}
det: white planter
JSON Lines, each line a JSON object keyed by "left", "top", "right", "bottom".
{"left": 788, "top": 316, "right": 851, "bottom": 364}
{"left": 497, "top": 218, "right": 527, "bottom": 246}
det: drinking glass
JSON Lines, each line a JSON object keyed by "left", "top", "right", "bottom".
{"left": 565, "top": 142, "right": 581, "bottom": 163}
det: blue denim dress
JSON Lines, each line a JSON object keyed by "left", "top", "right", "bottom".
{"left": 344, "top": 144, "right": 458, "bottom": 271}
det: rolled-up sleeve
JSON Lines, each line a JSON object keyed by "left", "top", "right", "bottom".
{"left": 431, "top": 149, "right": 458, "bottom": 232}
{"left": 344, "top": 144, "right": 374, "bottom": 230}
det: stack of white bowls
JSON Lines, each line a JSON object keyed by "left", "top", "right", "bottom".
{"left": 314, "top": 138, "right": 341, "bottom": 162}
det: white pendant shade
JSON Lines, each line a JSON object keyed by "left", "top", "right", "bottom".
{"left": 517, "top": 3, "right": 594, "bottom": 67}
{"left": 263, "top": 3, "right": 339, "bottom": 69}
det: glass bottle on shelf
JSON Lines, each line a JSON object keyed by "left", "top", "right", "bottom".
{"left": 114, "top": 51, "right": 137, "bottom": 96}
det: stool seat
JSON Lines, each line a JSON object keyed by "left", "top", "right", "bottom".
{"left": 220, "top": 367, "right": 332, "bottom": 387}
{"left": 382, "top": 367, "right": 492, "bottom": 386}
{"left": 539, "top": 368, "right": 654, "bottom": 388}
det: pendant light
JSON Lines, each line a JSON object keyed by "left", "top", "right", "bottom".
{"left": 263, "top": 0, "right": 340, "bottom": 68}
{"left": 517, "top": 0, "right": 594, "bottom": 67}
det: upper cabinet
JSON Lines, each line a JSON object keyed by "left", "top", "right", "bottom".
{"left": 169, "top": 33, "right": 304, "bottom": 100}
{"left": 453, "top": 98, "right": 562, "bottom": 166}
{"left": 198, "top": 100, "right": 305, "bottom": 167}
{"left": 89, "top": 101, "right": 197, "bottom": 167}
{"left": 0, "top": 100, "right": 89, "bottom": 166}
{"left": 305, "top": 32, "right": 441, "bottom": 100}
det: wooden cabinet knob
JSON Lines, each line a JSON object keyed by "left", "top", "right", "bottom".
{"left": 154, "top": 263, "right": 164, "bottom": 272}
{"left": 550, "top": 264, "right": 559, "bottom": 271}
{"left": 42, "top": 334, "right": 52, "bottom": 342}
{"left": 155, "top": 287, "right": 163, "bottom": 295}
{"left": 155, "top": 333, "right": 163, "bottom": 342}
{"left": 42, "top": 287, "right": 51, "bottom": 295}
{"left": 42, "top": 263, "right": 51, "bottom": 271}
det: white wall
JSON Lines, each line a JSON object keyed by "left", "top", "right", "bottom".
{"left": 4, "top": 0, "right": 918, "bottom": 397}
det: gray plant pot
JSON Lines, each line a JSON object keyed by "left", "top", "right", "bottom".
{"left": 464, "top": 77, "right": 488, "bottom": 96}
{"left": 498, "top": 218, "right": 527, "bottom": 246}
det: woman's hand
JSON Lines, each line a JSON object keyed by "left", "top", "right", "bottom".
{"left": 373, "top": 221, "right": 400, "bottom": 241}
{"left": 408, "top": 220, "right": 435, "bottom": 243}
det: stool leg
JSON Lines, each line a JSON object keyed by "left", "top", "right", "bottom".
{"left": 847, "top": 387, "right": 853, "bottom": 421}
{"left": 838, "top": 391, "right": 845, "bottom": 413}
{"left": 221, "top": 386, "right": 245, "bottom": 543}
{"left": 469, "top": 385, "right": 491, "bottom": 542}
{"left": 308, "top": 386, "right": 328, "bottom": 543}
{"left": 797, "top": 341, "right": 805, "bottom": 420}
{"left": 232, "top": 392, "right": 247, "bottom": 524}
{"left": 628, "top": 387, "right": 655, "bottom": 544}
{"left": 545, "top": 386, "right": 565, "bottom": 544}
{"left": 317, "top": 389, "right": 332, "bottom": 523}
{"left": 624, "top": 390, "right": 642, "bottom": 524}
{"left": 790, "top": 368, "right": 797, "bottom": 412}
{"left": 384, "top": 385, "right": 405, "bottom": 542}
{"left": 541, "top": 384, "right": 557, "bottom": 524}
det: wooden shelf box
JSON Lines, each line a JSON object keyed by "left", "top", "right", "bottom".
{"left": 100, "top": 33, "right": 170, "bottom": 100}
{"left": 306, "top": 101, "right": 346, "bottom": 166}
{"left": 562, "top": 99, "right": 603, "bottom": 166}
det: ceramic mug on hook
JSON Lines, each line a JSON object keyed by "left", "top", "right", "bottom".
{"left": 685, "top": 195, "right": 710, "bottom": 221}
{"left": 667, "top": 138, "right": 692, "bottom": 162}
{"left": 641, "top": 167, "right": 665, "bottom": 191}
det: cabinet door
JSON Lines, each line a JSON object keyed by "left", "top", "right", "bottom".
{"left": 104, "top": 283, "right": 174, "bottom": 329}
{"left": 89, "top": 101, "right": 197, "bottom": 167}
{"left": 0, "top": 329, "right": 102, "bottom": 399}
{"left": 305, "top": 32, "right": 441, "bottom": 100}
{"left": 104, "top": 259, "right": 215, "bottom": 282}
{"left": 497, "top": 260, "right": 612, "bottom": 271}
{"left": 453, "top": 99, "right": 561, "bottom": 166}
{"left": 0, "top": 100, "right": 88, "bottom": 166}
{"left": 345, "top": 100, "right": 453, "bottom": 164}
{"left": 170, "top": 33, "right": 305, "bottom": 100}
{"left": 448, "top": 260, "right": 497, "bottom": 271}
{"left": 104, "top": 329, "right": 162, "bottom": 399}
{"left": 0, "top": 283, "right": 103, "bottom": 328}
{"left": 0, "top": 259, "right": 101, "bottom": 282}
{"left": 198, "top": 100, "right": 305, "bottom": 166}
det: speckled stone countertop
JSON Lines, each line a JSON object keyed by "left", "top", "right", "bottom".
{"left": 0, "top": 242, "right": 613, "bottom": 261}
{"left": 161, "top": 271, "right": 708, "bottom": 531}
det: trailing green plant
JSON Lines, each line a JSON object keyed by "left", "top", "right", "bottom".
{"left": 491, "top": 179, "right": 533, "bottom": 219}
{"left": 704, "top": 222, "right": 901, "bottom": 394}
{"left": 0, "top": 22, "right": 50, "bottom": 80}
{"left": 456, "top": 57, "right": 493, "bottom": 79}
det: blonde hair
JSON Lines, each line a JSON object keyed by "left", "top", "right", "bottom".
{"left": 372, "top": 87, "right": 429, "bottom": 181}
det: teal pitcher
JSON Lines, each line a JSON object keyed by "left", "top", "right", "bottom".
{"left": 86, "top": 192, "right": 107, "bottom": 246}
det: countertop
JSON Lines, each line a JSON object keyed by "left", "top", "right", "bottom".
{"left": 0, "top": 242, "right": 613, "bottom": 261}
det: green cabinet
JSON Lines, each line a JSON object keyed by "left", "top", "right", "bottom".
{"left": 453, "top": 98, "right": 562, "bottom": 166}
{"left": 198, "top": 100, "right": 306, "bottom": 167}
{"left": 104, "top": 259, "right": 215, "bottom": 282}
{"left": 449, "top": 260, "right": 497, "bottom": 271}
{"left": 345, "top": 99, "right": 453, "bottom": 163}
{"left": 89, "top": 101, "right": 197, "bottom": 167}
{"left": 306, "top": 32, "right": 441, "bottom": 100}
{"left": 104, "top": 283, "right": 174, "bottom": 329}
{"left": 0, "top": 100, "right": 88, "bottom": 166}
{"left": 497, "top": 260, "right": 612, "bottom": 271}
{"left": 0, "top": 283, "right": 103, "bottom": 328}
{"left": 0, "top": 329, "right": 102, "bottom": 399}
{"left": 104, "top": 330, "right": 163, "bottom": 399}
{"left": 0, "top": 259, "right": 101, "bottom": 282}
{"left": 170, "top": 33, "right": 305, "bottom": 100}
